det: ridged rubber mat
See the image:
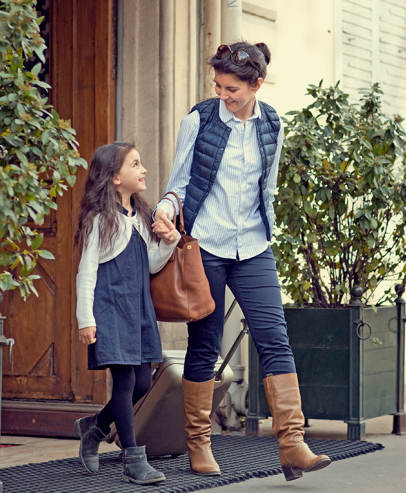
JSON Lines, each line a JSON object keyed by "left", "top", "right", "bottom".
{"left": 0, "top": 435, "right": 384, "bottom": 493}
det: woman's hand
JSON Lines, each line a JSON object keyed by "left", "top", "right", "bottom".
{"left": 154, "top": 209, "right": 174, "bottom": 229}
{"left": 79, "top": 326, "right": 97, "bottom": 345}
{"left": 153, "top": 212, "right": 178, "bottom": 244}
{"left": 154, "top": 222, "right": 179, "bottom": 244}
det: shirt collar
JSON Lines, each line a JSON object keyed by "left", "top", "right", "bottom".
{"left": 219, "top": 98, "right": 261, "bottom": 123}
{"left": 117, "top": 201, "right": 136, "bottom": 217}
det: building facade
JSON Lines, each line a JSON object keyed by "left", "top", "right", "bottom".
{"left": 1, "top": 0, "right": 405, "bottom": 436}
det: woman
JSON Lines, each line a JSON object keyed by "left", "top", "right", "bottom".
{"left": 154, "top": 42, "right": 331, "bottom": 482}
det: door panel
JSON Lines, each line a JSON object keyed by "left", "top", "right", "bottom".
{"left": 1, "top": 0, "right": 116, "bottom": 435}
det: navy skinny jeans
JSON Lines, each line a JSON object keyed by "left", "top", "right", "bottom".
{"left": 184, "top": 247, "right": 296, "bottom": 382}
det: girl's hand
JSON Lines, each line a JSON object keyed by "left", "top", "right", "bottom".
{"left": 79, "top": 326, "right": 97, "bottom": 345}
{"left": 153, "top": 218, "right": 179, "bottom": 244}
{"left": 160, "top": 230, "right": 180, "bottom": 244}
{"left": 153, "top": 212, "right": 178, "bottom": 243}
{"left": 154, "top": 209, "right": 174, "bottom": 230}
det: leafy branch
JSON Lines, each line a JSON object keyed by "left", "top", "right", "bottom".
{"left": 273, "top": 81, "right": 406, "bottom": 307}
{"left": 0, "top": 0, "right": 87, "bottom": 298}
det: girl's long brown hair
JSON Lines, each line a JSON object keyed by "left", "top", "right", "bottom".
{"left": 74, "top": 142, "right": 157, "bottom": 253}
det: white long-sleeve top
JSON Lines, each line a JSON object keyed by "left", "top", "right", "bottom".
{"left": 76, "top": 212, "right": 180, "bottom": 329}
{"left": 156, "top": 99, "right": 283, "bottom": 260}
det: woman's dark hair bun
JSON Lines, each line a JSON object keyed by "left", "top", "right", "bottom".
{"left": 209, "top": 40, "right": 270, "bottom": 84}
{"left": 255, "top": 42, "right": 271, "bottom": 65}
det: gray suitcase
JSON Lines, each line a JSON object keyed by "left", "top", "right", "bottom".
{"left": 107, "top": 317, "right": 248, "bottom": 457}
{"left": 107, "top": 350, "right": 234, "bottom": 457}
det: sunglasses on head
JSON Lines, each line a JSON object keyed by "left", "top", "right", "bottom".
{"left": 215, "top": 44, "right": 260, "bottom": 72}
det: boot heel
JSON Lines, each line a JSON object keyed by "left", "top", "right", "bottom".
{"left": 282, "top": 465, "right": 303, "bottom": 481}
{"left": 74, "top": 419, "right": 82, "bottom": 437}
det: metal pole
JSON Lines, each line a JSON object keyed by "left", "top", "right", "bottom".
{"left": 393, "top": 285, "right": 406, "bottom": 434}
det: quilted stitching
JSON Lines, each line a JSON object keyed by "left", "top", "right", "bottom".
{"left": 184, "top": 98, "right": 280, "bottom": 240}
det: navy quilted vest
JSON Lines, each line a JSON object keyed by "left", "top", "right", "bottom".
{"left": 183, "top": 98, "right": 281, "bottom": 240}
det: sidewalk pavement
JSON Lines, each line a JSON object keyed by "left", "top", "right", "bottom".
{"left": 1, "top": 414, "right": 405, "bottom": 492}
{"left": 213, "top": 415, "right": 406, "bottom": 493}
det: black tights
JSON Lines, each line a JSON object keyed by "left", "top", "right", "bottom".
{"left": 96, "top": 363, "right": 152, "bottom": 449}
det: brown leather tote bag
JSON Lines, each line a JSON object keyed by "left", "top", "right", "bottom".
{"left": 150, "top": 192, "right": 216, "bottom": 323}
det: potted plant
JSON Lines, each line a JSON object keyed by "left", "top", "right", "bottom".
{"left": 247, "top": 81, "right": 406, "bottom": 440}
{"left": 0, "top": 0, "right": 87, "bottom": 298}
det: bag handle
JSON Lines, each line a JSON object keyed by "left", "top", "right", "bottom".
{"left": 163, "top": 191, "right": 185, "bottom": 234}
{"left": 159, "top": 197, "right": 177, "bottom": 229}
{"left": 157, "top": 196, "right": 178, "bottom": 262}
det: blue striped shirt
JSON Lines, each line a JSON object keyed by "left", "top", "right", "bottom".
{"left": 157, "top": 99, "right": 283, "bottom": 260}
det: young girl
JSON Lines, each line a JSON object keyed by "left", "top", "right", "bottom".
{"left": 74, "top": 141, "right": 179, "bottom": 485}
{"left": 154, "top": 42, "right": 331, "bottom": 481}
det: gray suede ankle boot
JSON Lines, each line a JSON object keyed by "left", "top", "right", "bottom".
{"left": 75, "top": 414, "right": 108, "bottom": 474}
{"left": 122, "top": 446, "right": 165, "bottom": 485}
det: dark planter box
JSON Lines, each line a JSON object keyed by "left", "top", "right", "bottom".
{"left": 247, "top": 297, "right": 406, "bottom": 440}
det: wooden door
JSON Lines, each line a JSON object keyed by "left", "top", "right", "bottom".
{"left": 1, "top": 0, "right": 116, "bottom": 436}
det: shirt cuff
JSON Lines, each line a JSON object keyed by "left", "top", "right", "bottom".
{"left": 153, "top": 200, "right": 176, "bottom": 221}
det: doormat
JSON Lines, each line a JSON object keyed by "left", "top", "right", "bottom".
{"left": 0, "top": 435, "right": 384, "bottom": 493}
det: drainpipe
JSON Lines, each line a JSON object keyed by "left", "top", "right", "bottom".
{"left": 115, "top": 0, "right": 124, "bottom": 141}
{"left": 221, "top": 0, "right": 242, "bottom": 45}
{"left": 220, "top": 0, "right": 243, "bottom": 372}
{"left": 202, "top": 0, "right": 248, "bottom": 431}
{"left": 159, "top": 0, "right": 175, "bottom": 195}
{"left": 203, "top": 0, "right": 221, "bottom": 99}
{"left": 217, "top": 0, "right": 248, "bottom": 430}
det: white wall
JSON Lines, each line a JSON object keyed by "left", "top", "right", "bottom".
{"left": 242, "top": 0, "right": 336, "bottom": 117}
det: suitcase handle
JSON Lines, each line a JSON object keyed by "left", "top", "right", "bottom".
{"left": 152, "top": 299, "right": 248, "bottom": 381}
{"left": 224, "top": 298, "right": 238, "bottom": 325}
{"left": 214, "top": 319, "right": 249, "bottom": 381}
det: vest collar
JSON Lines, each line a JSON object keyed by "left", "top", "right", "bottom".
{"left": 219, "top": 98, "right": 262, "bottom": 123}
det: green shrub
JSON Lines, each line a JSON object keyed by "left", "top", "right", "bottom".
{"left": 274, "top": 81, "right": 406, "bottom": 307}
{"left": 0, "top": 0, "right": 87, "bottom": 298}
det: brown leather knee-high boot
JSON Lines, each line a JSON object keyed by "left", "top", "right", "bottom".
{"left": 182, "top": 377, "right": 221, "bottom": 476}
{"left": 264, "top": 373, "right": 331, "bottom": 481}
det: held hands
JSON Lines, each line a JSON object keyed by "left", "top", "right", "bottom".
{"left": 153, "top": 209, "right": 179, "bottom": 245}
{"left": 79, "top": 326, "right": 97, "bottom": 345}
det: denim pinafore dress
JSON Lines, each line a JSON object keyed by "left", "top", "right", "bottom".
{"left": 88, "top": 205, "right": 162, "bottom": 370}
